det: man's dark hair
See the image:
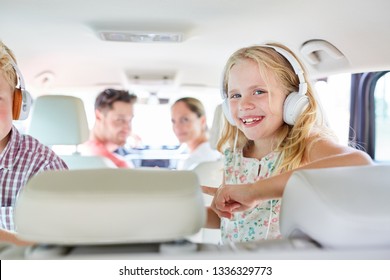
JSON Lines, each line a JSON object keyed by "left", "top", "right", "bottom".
{"left": 95, "top": 88, "right": 137, "bottom": 111}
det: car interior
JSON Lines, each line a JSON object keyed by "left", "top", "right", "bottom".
{"left": 1, "top": 0, "right": 390, "bottom": 262}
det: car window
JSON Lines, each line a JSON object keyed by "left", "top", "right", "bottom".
{"left": 315, "top": 73, "right": 351, "bottom": 146}
{"left": 374, "top": 72, "right": 390, "bottom": 161}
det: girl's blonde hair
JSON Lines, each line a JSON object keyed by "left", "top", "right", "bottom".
{"left": 217, "top": 43, "right": 335, "bottom": 173}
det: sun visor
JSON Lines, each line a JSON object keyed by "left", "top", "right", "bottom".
{"left": 280, "top": 165, "right": 390, "bottom": 249}
{"left": 14, "top": 169, "right": 205, "bottom": 245}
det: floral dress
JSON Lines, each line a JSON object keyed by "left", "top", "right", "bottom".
{"left": 221, "top": 148, "right": 283, "bottom": 243}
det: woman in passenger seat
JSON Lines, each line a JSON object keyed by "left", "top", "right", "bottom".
{"left": 171, "top": 97, "right": 221, "bottom": 170}
{"left": 203, "top": 43, "right": 373, "bottom": 243}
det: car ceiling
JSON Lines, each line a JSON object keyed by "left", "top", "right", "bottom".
{"left": 1, "top": 0, "right": 390, "bottom": 94}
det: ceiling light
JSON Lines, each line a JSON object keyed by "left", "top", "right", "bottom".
{"left": 99, "top": 31, "right": 183, "bottom": 43}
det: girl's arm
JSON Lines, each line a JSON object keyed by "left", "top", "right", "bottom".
{"left": 212, "top": 140, "right": 373, "bottom": 219}
{"left": 205, "top": 207, "right": 221, "bottom": 228}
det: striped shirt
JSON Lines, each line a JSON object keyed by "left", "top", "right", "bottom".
{"left": 0, "top": 126, "right": 68, "bottom": 231}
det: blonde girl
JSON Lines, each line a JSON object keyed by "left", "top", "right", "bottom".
{"left": 203, "top": 43, "right": 372, "bottom": 243}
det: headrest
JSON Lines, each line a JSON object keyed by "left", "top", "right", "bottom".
{"left": 209, "top": 103, "right": 224, "bottom": 150}
{"left": 14, "top": 169, "right": 205, "bottom": 245}
{"left": 280, "top": 165, "right": 390, "bottom": 249}
{"left": 27, "top": 95, "right": 89, "bottom": 146}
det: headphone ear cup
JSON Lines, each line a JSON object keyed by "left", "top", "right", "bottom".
{"left": 283, "top": 92, "right": 309, "bottom": 125}
{"left": 222, "top": 98, "right": 236, "bottom": 126}
{"left": 13, "top": 89, "right": 32, "bottom": 120}
{"left": 12, "top": 89, "right": 23, "bottom": 120}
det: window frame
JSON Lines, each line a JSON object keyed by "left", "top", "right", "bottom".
{"left": 349, "top": 71, "right": 389, "bottom": 159}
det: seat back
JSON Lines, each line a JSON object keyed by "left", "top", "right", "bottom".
{"left": 14, "top": 169, "right": 205, "bottom": 245}
{"left": 281, "top": 165, "right": 390, "bottom": 249}
{"left": 192, "top": 159, "right": 223, "bottom": 244}
{"left": 192, "top": 159, "right": 223, "bottom": 188}
{"left": 27, "top": 95, "right": 114, "bottom": 169}
{"left": 60, "top": 155, "right": 116, "bottom": 169}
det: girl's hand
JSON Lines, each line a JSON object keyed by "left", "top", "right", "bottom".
{"left": 213, "top": 183, "right": 260, "bottom": 218}
{"left": 202, "top": 185, "right": 236, "bottom": 219}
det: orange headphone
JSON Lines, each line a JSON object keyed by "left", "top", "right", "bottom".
{"left": 8, "top": 59, "right": 32, "bottom": 120}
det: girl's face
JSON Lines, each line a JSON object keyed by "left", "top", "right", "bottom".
{"left": 227, "top": 59, "right": 286, "bottom": 142}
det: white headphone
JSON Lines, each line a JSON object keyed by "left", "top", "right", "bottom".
{"left": 221, "top": 45, "right": 309, "bottom": 126}
{"left": 8, "top": 58, "right": 32, "bottom": 120}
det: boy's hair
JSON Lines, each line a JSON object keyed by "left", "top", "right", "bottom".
{"left": 95, "top": 88, "right": 137, "bottom": 112}
{"left": 0, "top": 41, "right": 18, "bottom": 90}
{"left": 172, "top": 97, "right": 206, "bottom": 118}
{"left": 217, "top": 43, "right": 335, "bottom": 173}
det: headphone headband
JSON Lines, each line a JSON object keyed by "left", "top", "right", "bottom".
{"left": 260, "top": 45, "right": 308, "bottom": 96}
{"left": 8, "top": 58, "right": 26, "bottom": 91}
{"left": 221, "top": 44, "right": 308, "bottom": 100}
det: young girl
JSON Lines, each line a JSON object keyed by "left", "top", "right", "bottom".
{"left": 203, "top": 43, "right": 372, "bottom": 243}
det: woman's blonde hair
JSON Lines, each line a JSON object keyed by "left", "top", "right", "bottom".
{"left": 217, "top": 43, "right": 335, "bottom": 173}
